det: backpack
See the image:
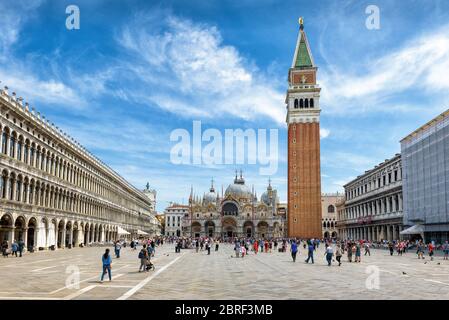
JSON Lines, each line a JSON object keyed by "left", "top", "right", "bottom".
{"left": 138, "top": 251, "right": 144, "bottom": 259}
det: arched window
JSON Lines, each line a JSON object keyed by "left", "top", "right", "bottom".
{"left": 30, "top": 147, "right": 34, "bottom": 166}
{"left": 8, "top": 177, "right": 14, "bottom": 200}
{"left": 1, "top": 132, "right": 7, "bottom": 154}
{"left": 299, "top": 99, "right": 304, "bottom": 108}
{"left": 310, "top": 98, "right": 314, "bottom": 108}
{"left": 305, "top": 99, "right": 309, "bottom": 108}
{"left": 0, "top": 174, "right": 5, "bottom": 198}
{"left": 9, "top": 136, "right": 15, "bottom": 157}
{"left": 323, "top": 222, "right": 326, "bottom": 228}
{"left": 294, "top": 99, "right": 298, "bottom": 109}
{"left": 24, "top": 144, "right": 29, "bottom": 164}
{"left": 328, "top": 205, "right": 335, "bottom": 213}
{"left": 17, "top": 139, "right": 22, "bottom": 161}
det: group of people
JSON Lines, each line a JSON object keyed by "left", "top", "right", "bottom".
{"left": 1, "top": 239, "right": 25, "bottom": 257}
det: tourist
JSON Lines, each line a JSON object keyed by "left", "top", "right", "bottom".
{"left": 253, "top": 240, "right": 258, "bottom": 254}
{"left": 364, "top": 242, "right": 371, "bottom": 256}
{"left": 11, "top": 240, "right": 18, "bottom": 257}
{"left": 200, "top": 240, "right": 204, "bottom": 251}
{"left": 355, "top": 243, "right": 361, "bottom": 263}
{"left": 215, "top": 239, "right": 219, "bottom": 251}
{"left": 130, "top": 239, "right": 135, "bottom": 250}
{"left": 240, "top": 245, "right": 246, "bottom": 258}
{"left": 18, "top": 239, "right": 24, "bottom": 257}
{"left": 347, "top": 242, "right": 353, "bottom": 262}
{"left": 206, "top": 241, "right": 211, "bottom": 255}
{"left": 139, "top": 244, "right": 149, "bottom": 272}
{"left": 305, "top": 240, "right": 314, "bottom": 264}
{"left": 234, "top": 241, "right": 240, "bottom": 258}
{"left": 388, "top": 241, "right": 394, "bottom": 256}
{"left": 100, "top": 248, "right": 112, "bottom": 282}
{"left": 1, "top": 240, "right": 8, "bottom": 257}
{"left": 417, "top": 241, "right": 425, "bottom": 259}
{"left": 264, "top": 240, "right": 269, "bottom": 253}
{"left": 291, "top": 240, "right": 298, "bottom": 262}
{"left": 195, "top": 239, "right": 199, "bottom": 253}
{"left": 335, "top": 244, "right": 342, "bottom": 266}
{"left": 325, "top": 244, "right": 334, "bottom": 266}
{"left": 428, "top": 242, "right": 435, "bottom": 261}
{"left": 114, "top": 241, "right": 122, "bottom": 258}
{"left": 443, "top": 241, "right": 449, "bottom": 260}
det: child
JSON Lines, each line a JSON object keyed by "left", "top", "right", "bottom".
{"left": 240, "top": 245, "right": 246, "bottom": 258}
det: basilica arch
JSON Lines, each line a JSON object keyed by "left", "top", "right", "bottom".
{"left": 204, "top": 220, "right": 215, "bottom": 237}
{"left": 243, "top": 221, "right": 254, "bottom": 238}
{"left": 256, "top": 221, "right": 269, "bottom": 239}
{"left": 222, "top": 217, "right": 237, "bottom": 238}
{"left": 191, "top": 221, "right": 201, "bottom": 238}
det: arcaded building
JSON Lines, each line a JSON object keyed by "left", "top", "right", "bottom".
{"left": 0, "top": 85, "right": 160, "bottom": 250}
{"left": 339, "top": 154, "right": 404, "bottom": 241}
{"left": 286, "top": 18, "right": 322, "bottom": 238}
{"left": 184, "top": 173, "right": 286, "bottom": 239}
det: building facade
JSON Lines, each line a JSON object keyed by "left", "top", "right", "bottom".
{"left": 338, "top": 154, "right": 404, "bottom": 241}
{"left": 401, "top": 109, "right": 449, "bottom": 243}
{"left": 321, "top": 193, "right": 344, "bottom": 239}
{"left": 0, "top": 85, "right": 159, "bottom": 250}
{"left": 164, "top": 204, "right": 189, "bottom": 237}
{"left": 286, "top": 18, "right": 322, "bottom": 238}
{"left": 184, "top": 173, "right": 286, "bottom": 239}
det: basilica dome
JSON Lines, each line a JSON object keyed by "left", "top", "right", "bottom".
{"left": 225, "top": 171, "right": 252, "bottom": 199}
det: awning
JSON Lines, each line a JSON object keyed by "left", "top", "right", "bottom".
{"left": 400, "top": 224, "right": 424, "bottom": 235}
{"left": 117, "top": 226, "right": 130, "bottom": 235}
{"left": 137, "top": 229, "right": 149, "bottom": 235}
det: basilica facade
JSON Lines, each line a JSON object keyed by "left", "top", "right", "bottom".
{"left": 0, "top": 85, "right": 160, "bottom": 251}
{"left": 183, "top": 172, "right": 286, "bottom": 239}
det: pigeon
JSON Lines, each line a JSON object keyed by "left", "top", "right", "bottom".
{"left": 402, "top": 272, "right": 407, "bottom": 275}
{"left": 424, "top": 262, "right": 427, "bottom": 264}
{"left": 437, "top": 262, "right": 441, "bottom": 265}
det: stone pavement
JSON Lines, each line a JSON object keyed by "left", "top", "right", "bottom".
{"left": 0, "top": 243, "right": 448, "bottom": 299}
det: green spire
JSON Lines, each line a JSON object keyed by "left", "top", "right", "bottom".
{"left": 294, "top": 32, "right": 313, "bottom": 68}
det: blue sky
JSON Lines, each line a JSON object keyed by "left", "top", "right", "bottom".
{"left": 1, "top": 0, "right": 449, "bottom": 211}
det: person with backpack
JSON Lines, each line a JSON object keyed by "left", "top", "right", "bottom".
{"left": 305, "top": 240, "right": 314, "bottom": 264}
{"left": 100, "top": 249, "right": 112, "bottom": 282}
{"left": 139, "top": 245, "right": 149, "bottom": 272}
{"left": 290, "top": 240, "right": 298, "bottom": 262}
{"left": 18, "top": 239, "right": 25, "bottom": 257}
{"left": 325, "top": 244, "right": 334, "bottom": 266}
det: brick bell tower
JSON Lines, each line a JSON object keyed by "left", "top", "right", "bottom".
{"left": 286, "top": 17, "right": 322, "bottom": 238}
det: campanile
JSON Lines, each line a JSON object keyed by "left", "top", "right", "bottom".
{"left": 286, "top": 18, "right": 322, "bottom": 238}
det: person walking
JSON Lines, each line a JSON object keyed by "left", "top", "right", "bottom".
{"left": 234, "top": 240, "right": 240, "bottom": 258}
{"left": 114, "top": 241, "right": 122, "bottom": 258}
{"left": 100, "top": 248, "right": 112, "bottom": 282}
{"left": 291, "top": 240, "right": 298, "bottom": 262}
{"left": 428, "top": 242, "right": 435, "bottom": 261}
{"left": 388, "top": 241, "right": 394, "bottom": 256}
{"left": 240, "top": 245, "right": 246, "bottom": 258}
{"left": 206, "top": 241, "right": 211, "bottom": 255}
{"left": 215, "top": 239, "right": 219, "bottom": 252}
{"left": 355, "top": 243, "right": 361, "bottom": 263}
{"left": 18, "top": 239, "right": 24, "bottom": 257}
{"left": 1, "top": 240, "right": 9, "bottom": 257}
{"left": 347, "top": 242, "right": 353, "bottom": 262}
{"left": 325, "top": 244, "right": 334, "bottom": 266}
{"left": 417, "top": 241, "right": 425, "bottom": 259}
{"left": 195, "top": 239, "right": 199, "bottom": 253}
{"left": 139, "top": 245, "right": 149, "bottom": 272}
{"left": 305, "top": 241, "right": 314, "bottom": 264}
{"left": 11, "top": 241, "right": 18, "bottom": 257}
{"left": 364, "top": 242, "right": 371, "bottom": 256}
{"left": 335, "top": 244, "right": 342, "bottom": 266}
{"left": 443, "top": 241, "right": 449, "bottom": 260}
{"left": 253, "top": 240, "right": 258, "bottom": 254}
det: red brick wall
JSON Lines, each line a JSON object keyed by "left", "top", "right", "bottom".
{"left": 287, "top": 122, "right": 322, "bottom": 238}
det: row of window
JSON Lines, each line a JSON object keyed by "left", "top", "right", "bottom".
{"left": 342, "top": 194, "right": 402, "bottom": 220}
{"left": 293, "top": 98, "right": 315, "bottom": 109}
{"left": 346, "top": 168, "right": 402, "bottom": 200}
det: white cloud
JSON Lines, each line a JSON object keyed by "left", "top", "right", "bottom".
{"left": 115, "top": 13, "right": 285, "bottom": 124}
{"left": 320, "top": 24, "right": 449, "bottom": 114}
{"left": 320, "top": 128, "right": 330, "bottom": 138}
